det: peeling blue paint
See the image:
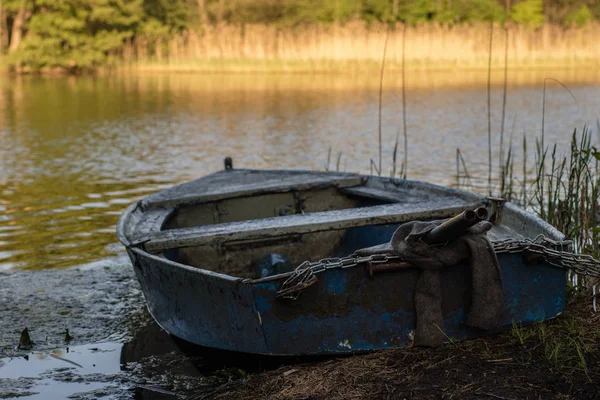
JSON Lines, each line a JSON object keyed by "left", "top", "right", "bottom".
{"left": 251, "top": 252, "right": 565, "bottom": 355}
{"left": 327, "top": 269, "right": 348, "bottom": 295}
{"left": 138, "top": 226, "right": 567, "bottom": 356}
{"left": 255, "top": 295, "right": 272, "bottom": 313}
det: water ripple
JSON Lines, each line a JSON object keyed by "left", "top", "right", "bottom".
{"left": 0, "top": 72, "right": 598, "bottom": 270}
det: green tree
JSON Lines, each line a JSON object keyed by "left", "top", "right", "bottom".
{"left": 363, "top": 0, "right": 505, "bottom": 25}
{"left": 310, "top": 0, "right": 362, "bottom": 23}
{"left": 141, "top": 0, "right": 189, "bottom": 32}
{"left": 511, "top": 0, "right": 545, "bottom": 28}
{"left": 361, "top": 0, "right": 395, "bottom": 23}
{"left": 13, "top": 0, "right": 143, "bottom": 70}
{"left": 460, "top": 0, "right": 506, "bottom": 23}
{"left": 564, "top": 4, "right": 592, "bottom": 27}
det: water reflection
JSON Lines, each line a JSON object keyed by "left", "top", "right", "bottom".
{"left": 0, "top": 71, "right": 598, "bottom": 270}
{"left": 0, "top": 315, "right": 298, "bottom": 399}
{"left": 0, "top": 342, "right": 124, "bottom": 399}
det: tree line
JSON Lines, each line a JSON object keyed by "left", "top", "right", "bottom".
{"left": 0, "top": 0, "right": 598, "bottom": 71}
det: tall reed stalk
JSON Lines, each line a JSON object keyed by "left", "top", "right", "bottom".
{"left": 487, "top": 21, "right": 493, "bottom": 196}
{"left": 377, "top": 27, "right": 390, "bottom": 177}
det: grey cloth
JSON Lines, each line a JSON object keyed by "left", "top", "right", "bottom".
{"left": 357, "top": 220, "right": 503, "bottom": 347}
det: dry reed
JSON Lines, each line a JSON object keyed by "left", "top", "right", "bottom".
{"left": 121, "top": 22, "right": 600, "bottom": 72}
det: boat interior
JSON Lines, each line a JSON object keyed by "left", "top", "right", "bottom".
{"left": 125, "top": 170, "right": 557, "bottom": 280}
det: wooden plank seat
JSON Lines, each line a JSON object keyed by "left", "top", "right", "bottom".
{"left": 134, "top": 198, "right": 484, "bottom": 254}
{"left": 340, "top": 186, "right": 407, "bottom": 203}
{"left": 140, "top": 169, "right": 365, "bottom": 210}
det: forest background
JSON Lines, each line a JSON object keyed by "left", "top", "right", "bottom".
{"left": 0, "top": 0, "right": 598, "bottom": 72}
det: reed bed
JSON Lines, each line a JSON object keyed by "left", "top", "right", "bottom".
{"left": 456, "top": 127, "right": 600, "bottom": 258}
{"left": 506, "top": 128, "right": 600, "bottom": 259}
{"left": 121, "top": 22, "right": 600, "bottom": 72}
{"left": 455, "top": 126, "right": 600, "bottom": 291}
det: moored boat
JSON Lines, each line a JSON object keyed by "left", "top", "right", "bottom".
{"left": 117, "top": 167, "right": 568, "bottom": 355}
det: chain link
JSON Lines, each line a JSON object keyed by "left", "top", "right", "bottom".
{"left": 276, "top": 253, "right": 402, "bottom": 299}
{"left": 276, "top": 234, "right": 600, "bottom": 299}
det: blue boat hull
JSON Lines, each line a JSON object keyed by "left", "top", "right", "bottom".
{"left": 127, "top": 223, "right": 566, "bottom": 355}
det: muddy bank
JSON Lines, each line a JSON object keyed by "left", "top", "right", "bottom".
{"left": 0, "top": 259, "right": 277, "bottom": 399}
{"left": 0, "top": 256, "right": 144, "bottom": 357}
{"left": 0, "top": 257, "right": 147, "bottom": 399}
{"left": 0, "top": 258, "right": 227, "bottom": 399}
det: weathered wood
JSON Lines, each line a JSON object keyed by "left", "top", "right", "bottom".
{"left": 342, "top": 177, "right": 482, "bottom": 204}
{"left": 137, "top": 199, "right": 483, "bottom": 253}
{"left": 341, "top": 186, "right": 403, "bottom": 203}
{"left": 163, "top": 187, "right": 362, "bottom": 229}
{"left": 172, "top": 230, "right": 345, "bottom": 278}
{"left": 141, "top": 169, "right": 365, "bottom": 210}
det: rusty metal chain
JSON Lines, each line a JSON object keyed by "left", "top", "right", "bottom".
{"left": 493, "top": 234, "right": 600, "bottom": 278}
{"left": 276, "top": 234, "right": 600, "bottom": 300}
{"left": 276, "top": 253, "right": 402, "bottom": 299}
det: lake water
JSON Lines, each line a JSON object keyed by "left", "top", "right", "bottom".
{"left": 0, "top": 70, "right": 599, "bottom": 272}
{"left": 0, "top": 70, "right": 599, "bottom": 398}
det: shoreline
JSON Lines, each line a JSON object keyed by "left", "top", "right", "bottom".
{"left": 2, "top": 65, "right": 598, "bottom": 92}
{"left": 117, "top": 59, "right": 600, "bottom": 74}
{"left": 3, "top": 58, "right": 600, "bottom": 75}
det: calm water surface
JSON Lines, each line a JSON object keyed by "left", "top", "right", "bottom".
{"left": 0, "top": 71, "right": 599, "bottom": 271}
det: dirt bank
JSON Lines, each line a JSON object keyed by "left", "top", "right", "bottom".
{"left": 196, "top": 291, "right": 600, "bottom": 400}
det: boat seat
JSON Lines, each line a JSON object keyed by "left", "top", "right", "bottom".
{"left": 341, "top": 186, "right": 417, "bottom": 203}
{"left": 140, "top": 169, "right": 365, "bottom": 210}
{"left": 134, "top": 198, "right": 484, "bottom": 254}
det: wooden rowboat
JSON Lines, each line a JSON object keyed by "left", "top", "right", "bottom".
{"left": 117, "top": 168, "right": 567, "bottom": 355}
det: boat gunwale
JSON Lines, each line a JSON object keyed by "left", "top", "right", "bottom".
{"left": 117, "top": 171, "right": 567, "bottom": 284}
{"left": 130, "top": 247, "right": 243, "bottom": 282}
{"left": 116, "top": 200, "right": 141, "bottom": 247}
{"left": 139, "top": 168, "right": 366, "bottom": 210}
{"left": 117, "top": 170, "right": 487, "bottom": 247}
{"left": 502, "top": 201, "right": 566, "bottom": 242}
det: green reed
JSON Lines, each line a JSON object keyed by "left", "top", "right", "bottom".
{"left": 500, "top": 127, "right": 600, "bottom": 260}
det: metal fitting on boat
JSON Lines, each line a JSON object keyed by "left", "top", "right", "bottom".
{"left": 474, "top": 207, "right": 489, "bottom": 221}
{"left": 224, "top": 156, "right": 233, "bottom": 170}
{"left": 424, "top": 209, "right": 480, "bottom": 244}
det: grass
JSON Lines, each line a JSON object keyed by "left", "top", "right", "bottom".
{"left": 507, "top": 295, "right": 599, "bottom": 381}
{"left": 0, "top": 57, "right": 8, "bottom": 73}
{"left": 451, "top": 123, "right": 599, "bottom": 263}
